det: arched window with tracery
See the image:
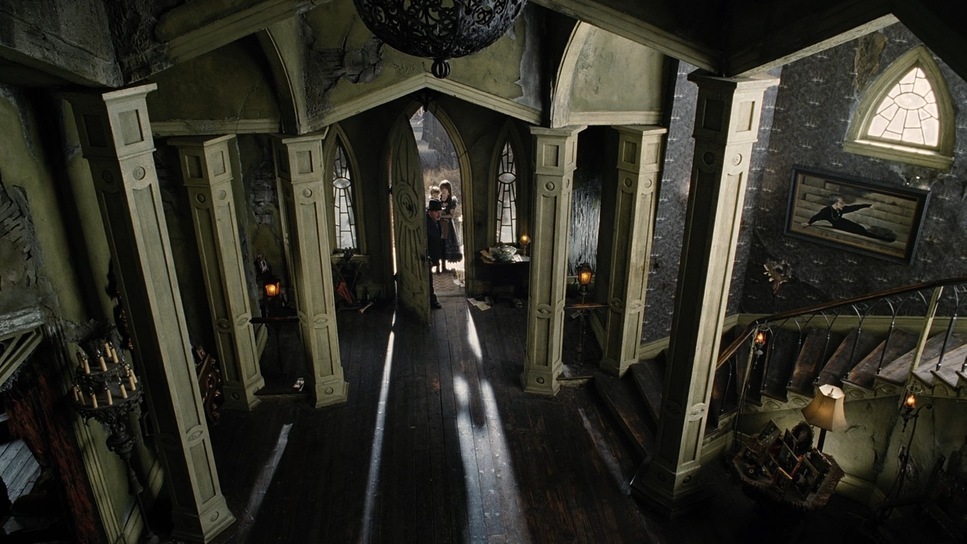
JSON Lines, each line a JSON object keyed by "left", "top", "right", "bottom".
{"left": 495, "top": 140, "right": 518, "bottom": 244}
{"left": 844, "top": 46, "right": 954, "bottom": 170}
{"left": 330, "top": 135, "right": 359, "bottom": 252}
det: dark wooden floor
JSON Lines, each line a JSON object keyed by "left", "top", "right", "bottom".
{"left": 191, "top": 283, "right": 935, "bottom": 544}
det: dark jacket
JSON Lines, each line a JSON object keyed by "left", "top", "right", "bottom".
{"left": 426, "top": 212, "right": 443, "bottom": 262}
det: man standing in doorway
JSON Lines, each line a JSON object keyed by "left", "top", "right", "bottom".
{"left": 426, "top": 199, "right": 443, "bottom": 309}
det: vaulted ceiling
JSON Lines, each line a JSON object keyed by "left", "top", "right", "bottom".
{"left": 2, "top": 1, "right": 965, "bottom": 95}
{"left": 531, "top": 0, "right": 965, "bottom": 81}
{"left": 143, "top": 0, "right": 966, "bottom": 81}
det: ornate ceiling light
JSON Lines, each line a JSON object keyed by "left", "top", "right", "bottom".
{"left": 352, "top": 0, "right": 527, "bottom": 79}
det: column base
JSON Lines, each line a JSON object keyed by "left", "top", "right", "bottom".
{"left": 312, "top": 376, "right": 349, "bottom": 408}
{"left": 170, "top": 495, "right": 236, "bottom": 543}
{"left": 630, "top": 458, "right": 710, "bottom": 518}
{"left": 221, "top": 377, "right": 264, "bottom": 411}
{"left": 520, "top": 359, "right": 562, "bottom": 396}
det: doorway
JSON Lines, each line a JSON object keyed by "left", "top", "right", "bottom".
{"left": 411, "top": 106, "right": 466, "bottom": 300}
{"left": 388, "top": 103, "right": 471, "bottom": 316}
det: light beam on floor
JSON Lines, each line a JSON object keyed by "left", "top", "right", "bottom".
{"left": 234, "top": 423, "right": 292, "bottom": 540}
{"left": 453, "top": 308, "right": 528, "bottom": 541}
{"left": 360, "top": 310, "right": 397, "bottom": 543}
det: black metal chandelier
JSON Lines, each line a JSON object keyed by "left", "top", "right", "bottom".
{"left": 352, "top": 0, "right": 527, "bottom": 79}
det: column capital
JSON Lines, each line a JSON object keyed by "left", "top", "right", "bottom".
{"left": 273, "top": 131, "right": 329, "bottom": 184}
{"left": 614, "top": 126, "right": 667, "bottom": 179}
{"left": 687, "top": 70, "right": 778, "bottom": 145}
{"left": 63, "top": 84, "right": 159, "bottom": 160}
{"left": 531, "top": 126, "right": 584, "bottom": 177}
{"left": 169, "top": 135, "right": 236, "bottom": 189}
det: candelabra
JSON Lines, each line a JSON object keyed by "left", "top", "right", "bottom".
{"left": 70, "top": 327, "right": 154, "bottom": 538}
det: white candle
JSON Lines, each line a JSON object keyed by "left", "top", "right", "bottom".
{"left": 90, "top": 393, "right": 98, "bottom": 409}
{"left": 120, "top": 384, "right": 128, "bottom": 399}
{"left": 105, "top": 388, "right": 113, "bottom": 406}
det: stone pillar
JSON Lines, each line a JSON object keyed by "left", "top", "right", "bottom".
{"left": 632, "top": 71, "right": 778, "bottom": 514}
{"left": 65, "top": 85, "right": 235, "bottom": 541}
{"left": 273, "top": 133, "right": 349, "bottom": 408}
{"left": 522, "top": 126, "right": 583, "bottom": 396}
{"left": 171, "top": 135, "right": 264, "bottom": 410}
{"left": 600, "top": 126, "right": 667, "bottom": 377}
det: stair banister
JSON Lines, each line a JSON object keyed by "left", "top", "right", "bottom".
{"left": 716, "top": 276, "right": 967, "bottom": 371}
{"left": 933, "top": 287, "right": 962, "bottom": 372}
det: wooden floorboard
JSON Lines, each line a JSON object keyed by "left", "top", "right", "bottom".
{"left": 199, "top": 296, "right": 925, "bottom": 544}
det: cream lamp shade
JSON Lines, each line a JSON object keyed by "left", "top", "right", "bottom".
{"left": 802, "top": 384, "right": 848, "bottom": 451}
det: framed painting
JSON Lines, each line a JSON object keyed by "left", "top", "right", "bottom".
{"left": 785, "top": 166, "right": 930, "bottom": 263}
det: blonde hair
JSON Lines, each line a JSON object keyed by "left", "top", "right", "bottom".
{"left": 429, "top": 185, "right": 440, "bottom": 199}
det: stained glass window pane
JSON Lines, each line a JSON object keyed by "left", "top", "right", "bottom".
{"left": 867, "top": 67, "right": 939, "bottom": 148}
{"left": 495, "top": 141, "right": 517, "bottom": 244}
{"left": 332, "top": 142, "right": 357, "bottom": 251}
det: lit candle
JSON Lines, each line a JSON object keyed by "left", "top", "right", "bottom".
{"left": 82, "top": 356, "right": 91, "bottom": 375}
{"left": 98, "top": 354, "right": 107, "bottom": 372}
{"left": 120, "top": 384, "right": 128, "bottom": 399}
{"left": 90, "top": 393, "right": 98, "bottom": 409}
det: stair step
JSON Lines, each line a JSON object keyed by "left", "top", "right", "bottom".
{"left": 593, "top": 371, "right": 655, "bottom": 461}
{"left": 915, "top": 338, "right": 967, "bottom": 388}
{"left": 760, "top": 328, "right": 804, "bottom": 402}
{"left": 629, "top": 358, "right": 664, "bottom": 426}
{"left": 878, "top": 332, "right": 965, "bottom": 385}
{"left": 788, "top": 329, "right": 844, "bottom": 395}
{"left": 843, "top": 330, "right": 918, "bottom": 389}
{"left": 816, "top": 328, "right": 884, "bottom": 387}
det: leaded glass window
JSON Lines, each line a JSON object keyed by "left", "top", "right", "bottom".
{"left": 866, "top": 66, "right": 939, "bottom": 148}
{"left": 332, "top": 142, "right": 357, "bottom": 251}
{"left": 495, "top": 141, "right": 517, "bottom": 244}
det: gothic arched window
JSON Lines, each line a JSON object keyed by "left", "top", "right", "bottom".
{"left": 844, "top": 46, "right": 954, "bottom": 170}
{"left": 495, "top": 140, "right": 518, "bottom": 244}
{"left": 331, "top": 136, "right": 359, "bottom": 252}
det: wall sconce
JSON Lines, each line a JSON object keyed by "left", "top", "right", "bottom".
{"left": 263, "top": 275, "right": 282, "bottom": 299}
{"left": 899, "top": 390, "right": 930, "bottom": 432}
{"left": 753, "top": 328, "right": 768, "bottom": 355}
{"left": 70, "top": 326, "right": 155, "bottom": 538}
{"left": 577, "top": 263, "right": 593, "bottom": 298}
{"left": 519, "top": 233, "right": 530, "bottom": 256}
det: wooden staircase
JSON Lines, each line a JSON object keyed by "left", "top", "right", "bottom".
{"left": 586, "top": 277, "right": 967, "bottom": 531}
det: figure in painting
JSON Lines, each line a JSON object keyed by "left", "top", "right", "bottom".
{"left": 802, "top": 197, "right": 896, "bottom": 243}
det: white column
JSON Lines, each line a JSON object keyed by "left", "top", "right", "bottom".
{"left": 522, "top": 126, "right": 583, "bottom": 395}
{"left": 600, "top": 126, "right": 666, "bottom": 377}
{"left": 273, "top": 133, "right": 349, "bottom": 408}
{"left": 171, "top": 135, "right": 264, "bottom": 410}
{"left": 65, "top": 84, "right": 235, "bottom": 541}
{"left": 633, "top": 71, "right": 778, "bottom": 514}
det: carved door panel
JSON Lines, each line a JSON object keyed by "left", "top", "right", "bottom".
{"left": 390, "top": 117, "right": 430, "bottom": 323}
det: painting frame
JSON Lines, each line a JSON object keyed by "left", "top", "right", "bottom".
{"left": 785, "top": 166, "right": 930, "bottom": 263}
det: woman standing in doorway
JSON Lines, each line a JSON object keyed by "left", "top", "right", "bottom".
{"left": 438, "top": 180, "right": 462, "bottom": 272}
